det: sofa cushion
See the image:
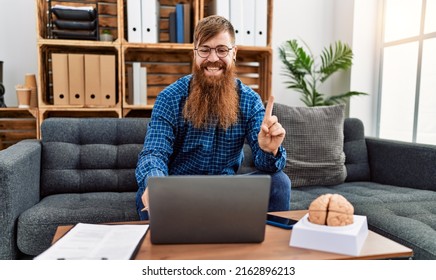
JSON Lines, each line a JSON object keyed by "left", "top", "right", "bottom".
{"left": 356, "top": 201, "right": 436, "bottom": 260}
{"left": 343, "top": 118, "right": 370, "bottom": 181}
{"left": 273, "top": 103, "right": 346, "bottom": 187}
{"left": 289, "top": 181, "right": 436, "bottom": 210}
{"left": 17, "top": 192, "right": 138, "bottom": 256}
{"left": 40, "top": 118, "right": 149, "bottom": 197}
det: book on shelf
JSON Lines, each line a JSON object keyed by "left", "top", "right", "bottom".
{"left": 176, "top": 3, "right": 184, "bottom": 43}
{"left": 126, "top": 64, "right": 134, "bottom": 105}
{"left": 131, "top": 62, "right": 147, "bottom": 106}
{"left": 139, "top": 66, "right": 148, "bottom": 106}
{"left": 169, "top": 11, "right": 177, "bottom": 43}
{"left": 183, "top": 2, "right": 192, "bottom": 43}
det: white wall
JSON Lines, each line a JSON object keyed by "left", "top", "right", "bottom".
{"left": 272, "top": 0, "right": 336, "bottom": 107}
{"left": 349, "top": 0, "right": 381, "bottom": 136}
{"left": 273, "top": 0, "right": 380, "bottom": 136}
{"left": 272, "top": 0, "right": 361, "bottom": 106}
{"left": 0, "top": 0, "right": 38, "bottom": 106}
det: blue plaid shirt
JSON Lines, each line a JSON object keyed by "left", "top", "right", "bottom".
{"left": 135, "top": 75, "right": 286, "bottom": 194}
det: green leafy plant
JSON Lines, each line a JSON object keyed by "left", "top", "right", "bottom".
{"left": 278, "top": 39, "right": 367, "bottom": 107}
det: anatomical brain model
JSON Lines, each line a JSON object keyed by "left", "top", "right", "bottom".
{"left": 308, "top": 194, "right": 354, "bottom": 226}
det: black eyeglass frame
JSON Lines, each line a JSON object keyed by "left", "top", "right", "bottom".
{"left": 194, "top": 46, "right": 234, "bottom": 58}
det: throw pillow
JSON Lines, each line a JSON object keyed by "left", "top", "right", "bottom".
{"left": 273, "top": 103, "right": 347, "bottom": 187}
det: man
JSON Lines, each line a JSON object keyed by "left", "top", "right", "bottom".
{"left": 135, "top": 15, "right": 291, "bottom": 220}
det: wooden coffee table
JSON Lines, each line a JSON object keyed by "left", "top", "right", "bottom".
{"left": 52, "top": 210, "right": 413, "bottom": 260}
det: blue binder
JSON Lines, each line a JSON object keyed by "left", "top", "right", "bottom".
{"left": 176, "top": 3, "right": 184, "bottom": 43}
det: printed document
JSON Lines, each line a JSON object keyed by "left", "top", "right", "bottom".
{"left": 34, "top": 223, "right": 149, "bottom": 260}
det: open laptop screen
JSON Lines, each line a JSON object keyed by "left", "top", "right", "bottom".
{"left": 148, "top": 175, "right": 271, "bottom": 244}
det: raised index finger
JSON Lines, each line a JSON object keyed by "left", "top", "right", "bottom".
{"left": 264, "top": 95, "right": 275, "bottom": 118}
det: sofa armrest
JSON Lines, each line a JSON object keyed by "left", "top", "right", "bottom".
{"left": 366, "top": 137, "right": 436, "bottom": 191}
{"left": 0, "top": 140, "right": 41, "bottom": 259}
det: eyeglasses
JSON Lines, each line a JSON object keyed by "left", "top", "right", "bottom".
{"left": 194, "top": 46, "right": 233, "bottom": 58}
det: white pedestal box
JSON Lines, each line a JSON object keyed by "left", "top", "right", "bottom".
{"left": 290, "top": 213, "right": 368, "bottom": 256}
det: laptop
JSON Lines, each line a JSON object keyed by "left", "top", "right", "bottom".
{"left": 147, "top": 175, "right": 271, "bottom": 244}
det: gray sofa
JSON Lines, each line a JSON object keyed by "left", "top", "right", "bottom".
{"left": 1, "top": 115, "right": 435, "bottom": 260}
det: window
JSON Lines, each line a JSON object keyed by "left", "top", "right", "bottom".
{"left": 379, "top": 0, "right": 436, "bottom": 144}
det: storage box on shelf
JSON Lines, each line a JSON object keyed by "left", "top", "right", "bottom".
{"left": 0, "top": 108, "right": 38, "bottom": 150}
{"left": 234, "top": 47, "right": 272, "bottom": 102}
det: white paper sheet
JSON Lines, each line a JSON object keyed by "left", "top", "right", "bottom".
{"left": 34, "top": 223, "right": 149, "bottom": 260}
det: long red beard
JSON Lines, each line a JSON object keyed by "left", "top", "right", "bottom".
{"left": 183, "top": 60, "right": 239, "bottom": 129}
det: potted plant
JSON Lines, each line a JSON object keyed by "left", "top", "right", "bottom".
{"left": 278, "top": 39, "right": 367, "bottom": 107}
{"left": 100, "top": 29, "right": 113, "bottom": 42}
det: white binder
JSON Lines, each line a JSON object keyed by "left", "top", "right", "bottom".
{"left": 141, "top": 0, "right": 160, "bottom": 43}
{"left": 254, "top": 0, "right": 267, "bottom": 46}
{"left": 230, "top": 0, "right": 244, "bottom": 45}
{"left": 209, "top": 0, "right": 230, "bottom": 20}
{"left": 127, "top": 0, "right": 142, "bottom": 42}
{"left": 242, "top": 0, "right": 255, "bottom": 46}
{"left": 132, "top": 62, "right": 141, "bottom": 105}
{"left": 139, "top": 66, "right": 147, "bottom": 105}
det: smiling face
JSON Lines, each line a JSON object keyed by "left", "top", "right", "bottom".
{"left": 194, "top": 31, "right": 237, "bottom": 77}
{"left": 183, "top": 15, "right": 240, "bottom": 130}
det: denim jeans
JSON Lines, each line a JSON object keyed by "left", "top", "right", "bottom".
{"left": 136, "top": 171, "right": 292, "bottom": 220}
{"left": 136, "top": 190, "right": 149, "bottom": 220}
{"left": 247, "top": 170, "right": 291, "bottom": 212}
